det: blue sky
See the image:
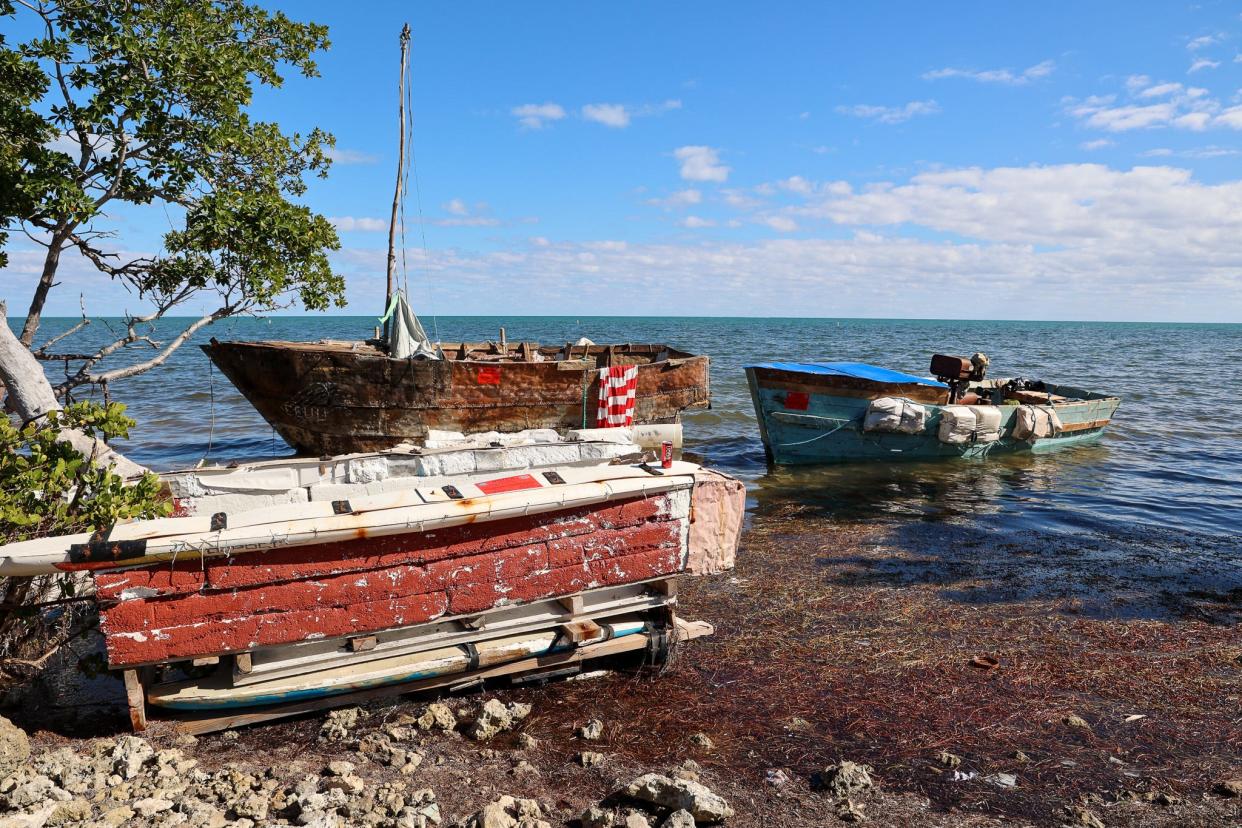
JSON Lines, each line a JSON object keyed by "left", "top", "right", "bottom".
{"left": 7, "top": 1, "right": 1242, "bottom": 321}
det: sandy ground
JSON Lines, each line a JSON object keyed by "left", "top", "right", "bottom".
{"left": 11, "top": 503, "right": 1242, "bottom": 827}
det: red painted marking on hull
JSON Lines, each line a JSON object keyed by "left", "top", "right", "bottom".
{"left": 475, "top": 474, "right": 542, "bottom": 494}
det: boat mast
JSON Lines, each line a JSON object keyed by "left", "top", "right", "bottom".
{"left": 384, "top": 23, "right": 411, "bottom": 342}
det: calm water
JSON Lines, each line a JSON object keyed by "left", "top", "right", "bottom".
{"left": 22, "top": 316, "right": 1242, "bottom": 547}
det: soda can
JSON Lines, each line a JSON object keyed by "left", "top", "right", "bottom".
{"left": 660, "top": 440, "right": 673, "bottom": 468}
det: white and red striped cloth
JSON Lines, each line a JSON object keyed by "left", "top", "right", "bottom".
{"left": 596, "top": 365, "right": 639, "bottom": 427}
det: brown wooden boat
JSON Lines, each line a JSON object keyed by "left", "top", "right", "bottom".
{"left": 203, "top": 338, "right": 710, "bottom": 455}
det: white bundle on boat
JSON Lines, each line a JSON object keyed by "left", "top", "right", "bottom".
{"left": 938, "top": 405, "right": 1003, "bottom": 445}
{"left": 1012, "top": 404, "right": 1063, "bottom": 443}
{"left": 862, "top": 397, "right": 927, "bottom": 434}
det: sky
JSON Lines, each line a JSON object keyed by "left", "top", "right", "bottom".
{"left": 6, "top": 1, "right": 1242, "bottom": 322}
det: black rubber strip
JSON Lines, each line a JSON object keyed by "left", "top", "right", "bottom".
{"left": 542, "top": 470, "right": 566, "bottom": 485}
{"left": 332, "top": 500, "right": 352, "bottom": 515}
{"left": 210, "top": 512, "right": 227, "bottom": 531}
{"left": 442, "top": 485, "right": 464, "bottom": 500}
{"left": 68, "top": 538, "right": 149, "bottom": 564}
{"left": 464, "top": 642, "right": 480, "bottom": 671}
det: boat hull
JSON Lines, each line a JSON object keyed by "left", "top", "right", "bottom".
{"left": 746, "top": 366, "right": 1120, "bottom": 465}
{"left": 203, "top": 340, "right": 710, "bottom": 455}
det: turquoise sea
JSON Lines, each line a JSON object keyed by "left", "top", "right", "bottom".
{"left": 20, "top": 315, "right": 1242, "bottom": 610}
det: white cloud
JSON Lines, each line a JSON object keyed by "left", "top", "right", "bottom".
{"left": 580, "top": 99, "right": 681, "bottom": 128}
{"left": 680, "top": 216, "right": 715, "bottom": 229}
{"left": 323, "top": 163, "right": 1242, "bottom": 320}
{"left": 649, "top": 189, "right": 702, "bottom": 208}
{"left": 922, "top": 59, "right": 1055, "bottom": 85}
{"left": 1187, "top": 33, "right": 1224, "bottom": 50}
{"left": 762, "top": 215, "right": 798, "bottom": 232}
{"left": 1066, "top": 79, "right": 1242, "bottom": 132}
{"left": 778, "top": 176, "right": 814, "bottom": 195}
{"left": 331, "top": 216, "right": 388, "bottom": 232}
{"left": 1188, "top": 58, "right": 1220, "bottom": 73}
{"left": 326, "top": 147, "right": 379, "bottom": 165}
{"left": 50, "top": 159, "right": 1242, "bottom": 320}
{"left": 433, "top": 200, "right": 502, "bottom": 227}
{"left": 582, "top": 103, "right": 630, "bottom": 128}
{"left": 836, "top": 100, "right": 940, "bottom": 124}
{"left": 674, "top": 146, "right": 730, "bottom": 182}
{"left": 1141, "top": 145, "right": 1240, "bottom": 158}
{"left": 1080, "top": 139, "right": 1115, "bottom": 150}
{"left": 511, "top": 102, "right": 566, "bottom": 129}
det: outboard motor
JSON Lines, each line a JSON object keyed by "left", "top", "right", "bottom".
{"left": 931, "top": 352, "right": 989, "bottom": 403}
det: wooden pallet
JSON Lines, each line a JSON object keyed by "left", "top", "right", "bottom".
{"left": 151, "top": 617, "right": 710, "bottom": 736}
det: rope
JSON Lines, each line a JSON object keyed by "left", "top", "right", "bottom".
{"left": 775, "top": 417, "right": 856, "bottom": 447}
{"left": 201, "top": 358, "right": 216, "bottom": 465}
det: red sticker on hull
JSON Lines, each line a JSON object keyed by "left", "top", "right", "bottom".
{"left": 476, "top": 474, "right": 543, "bottom": 495}
{"left": 477, "top": 366, "right": 501, "bottom": 385}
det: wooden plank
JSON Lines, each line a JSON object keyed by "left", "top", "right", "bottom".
{"left": 172, "top": 628, "right": 650, "bottom": 736}
{"left": 649, "top": 578, "right": 678, "bottom": 598}
{"left": 124, "top": 670, "right": 147, "bottom": 732}
{"left": 557, "top": 594, "right": 584, "bottom": 614}
{"left": 235, "top": 652, "right": 253, "bottom": 674}
{"left": 559, "top": 619, "right": 601, "bottom": 643}
{"left": 348, "top": 636, "right": 377, "bottom": 653}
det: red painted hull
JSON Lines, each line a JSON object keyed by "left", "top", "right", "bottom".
{"left": 95, "top": 494, "right": 685, "bottom": 668}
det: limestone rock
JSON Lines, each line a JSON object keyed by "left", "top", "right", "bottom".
{"left": 0, "top": 717, "right": 31, "bottom": 783}
{"left": 3, "top": 773, "right": 72, "bottom": 810}
{"left": 622, "top": 811, "right": 651, "bottom": 828}
{"left": 230, "top": 792, "right": 270, "bottom": 821}
{"left": 464, "top": 700, "right": 527, "bottom": 741}
{"left": 515, "top": 733, "right": 538, "bottom": 750}
{"left": 689, "top": 733, "right": 713, "bottom": 750}
{"left": 815, "top": 761, "right": 873, "bottom": 800}
{"left": 579, "top": 805, "right": 613, "bottom": 828}
{"left": 837, "top": 799, "right": 867, "bottom": 822}
{"left": 99, "top": 806, "right": 134, "bottom": 826}
{"left": 576, "top": 719, "right": 604, "bottom": 741}
{"left": 1062, "top": 714, "right": 1091, "bottom": 730}
{"left": 325, "top": 760, "right": 356, "bottom": 777}
{"left": 662, "top": 810, "right": 696, "bottom": 828}
{"left": 619, "top": 774, "right": 734, "bottom": 823}
{"left": 415, "top": 703, "right": 457, "bottom": 732}
{"left": 131, "top": 796, "right": 175, "bottom": 818}
{"left": 111, "top": 735, "right": 154, "bottom": 780}
{"left": 45, "top": 798, "right": 92, "bottom": 825}
{"left": 936, "top": 751, "right": 961, "bottom": 769}
{"left": 320, "top": 707, "right": 368, "bottom": 742}
{"left": 577, "top": 751, "right": 606, "bottom": 768}
{"left": 1068, "top": 806, "right": 1105, "bottom": 828}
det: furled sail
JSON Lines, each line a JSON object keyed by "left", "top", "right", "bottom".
{"left": 383, "top": 290, "right": 441, "bottom": 360}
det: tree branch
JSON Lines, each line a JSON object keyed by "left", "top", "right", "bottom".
{"left": 0, "top": 303, "right": 147, "bottom": 479}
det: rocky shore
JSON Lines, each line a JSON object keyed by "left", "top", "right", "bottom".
{"left": 1, "top": 505, "right": 1239, "bottom": 827}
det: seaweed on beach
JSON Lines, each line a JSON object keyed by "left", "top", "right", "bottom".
{"left": 528, "top": 503, "right": 1242, "bottom": 824}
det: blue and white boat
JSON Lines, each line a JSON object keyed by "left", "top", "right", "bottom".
{"left": 745, "top": 359, "right": 1120, "bottom": 465}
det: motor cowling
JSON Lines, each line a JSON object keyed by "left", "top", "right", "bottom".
{"left": 931, "top": 352, "right": 989, "bottom": 403}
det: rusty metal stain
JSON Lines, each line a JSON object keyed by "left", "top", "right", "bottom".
{"left": 202, "top": 340, "right": 710, "bottom": 455}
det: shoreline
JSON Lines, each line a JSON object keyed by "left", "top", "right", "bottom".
{"left": 5, "top": 504, "right": 1239, "bottom": 826}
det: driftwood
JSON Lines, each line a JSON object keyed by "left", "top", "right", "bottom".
{"left": 0, "top": 303, "right": 147, "bottom": 479}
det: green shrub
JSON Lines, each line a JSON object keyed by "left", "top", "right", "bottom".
{"left": 0, "top": 402, "right": 169, "bottom": 663}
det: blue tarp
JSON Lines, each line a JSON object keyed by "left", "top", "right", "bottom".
{"left": 746, "top": 361, "right": 947, "bottom": 388}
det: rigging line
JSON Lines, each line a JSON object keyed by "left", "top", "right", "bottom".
{"left": 398, "top": 36, "right": 410, "bottom": 300}
{"left": 405, "top": 33, "right": 439, "bottom": 343}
